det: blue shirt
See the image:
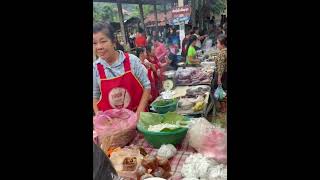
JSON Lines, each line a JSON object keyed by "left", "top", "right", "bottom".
{"left": 93, "top": 51, "right": 150, "bottom": 99}
{"left": 169, "top": 35, "right": 180, "bottom": 46}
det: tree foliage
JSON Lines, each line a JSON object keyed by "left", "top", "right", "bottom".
{"left": 208, "top": 0, "right": 227, "bottom": 15}
{"left": 93, "top": 3, "right": 119, "bottom": 23}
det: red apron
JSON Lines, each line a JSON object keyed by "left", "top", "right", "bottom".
{"left": 148, "top": 56, "right": 161, "bottom": 90}
{"left": 96, "top": 53, "right": 144, "bottom": 112}
{"left": 146, "top": 67, "right": 159, "bottom": 103}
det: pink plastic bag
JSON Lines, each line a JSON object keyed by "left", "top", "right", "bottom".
{"left": 93, "top": 108, "right": 138, "bottom": 144}
{"left": 188, "top": 118, "right": 227, "bottom": 164}
{"left": 200, "top": 128, "right": 227, "bottom": 164}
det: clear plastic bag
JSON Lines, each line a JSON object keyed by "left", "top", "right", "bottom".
{"left": 188, "top": 118, "right": 215, "bottom": 151}
{"left": 188, "top": 118, "right": 227, "bottom": 164}
{"left": 109, "top": 147, "right": 144, "bottom": 180}
{"left": 214, "top": 85, "right": 226, "bottom": 100}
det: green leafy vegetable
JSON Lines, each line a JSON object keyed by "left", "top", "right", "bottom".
{"left": 152, "top": 99, "right": 177, "bottom": 107}
{"left": 139, "top": 112, "right": 163, "bottom": 129}
{"left": 162, "top": 112, "right": 184, "bottom": 124}
{"left": 138, "top": 112, "right": 188, "bottom": 131}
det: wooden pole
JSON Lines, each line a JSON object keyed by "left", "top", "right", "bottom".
{"left": 164, "top": 4, "right": 167, "bottom": 25}
{"left": 139, "top": 3, "right": 145, "bottom": 30}
{"left": 199, "top": 0, "right": 203, "bottom": 30}
{"left": 178, "top": 0, "right": 185, "bottom": 49}
{"left": 117, "top": 2, "right": 127, "bottom": 45}
{"left": 191, "top": 0, "right": 196, "bottom": 27}
{"left": 154, "top": 4, "right": 158, "bottom": 33}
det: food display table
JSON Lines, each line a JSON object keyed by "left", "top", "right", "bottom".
{"left": 152, "top": 84, "right": 215, "bottom": 118}
{"left": 129, "top": 133, "right": 196, "bottom": 180}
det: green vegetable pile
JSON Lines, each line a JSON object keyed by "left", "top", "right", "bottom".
{"left": 138, "top": 112, "right": 188, "bottom": 132}
{"left": 152, "top": 99, "right": 178, "bottom": 107}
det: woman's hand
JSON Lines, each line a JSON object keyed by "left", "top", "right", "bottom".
{"left": 136, "top": 107, "right": 145, "bottom": 119}
{"left": 144, "top": 59, "right": 152, "bottom": 68}
{"left": 217, "top": 78, "right": 222, "bottom": 85}
{"left": 93, "top": 99, "right": 99, "bottom": 115}
{"left": 157, "top": 69, "right": 161, "bottom": 77}
{"left": 136, "top": 89, "right": 151, "bottom": 119}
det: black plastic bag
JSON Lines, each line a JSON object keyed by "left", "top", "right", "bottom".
{"left": 93, "top": 142, "right": 120, "bottom": 180}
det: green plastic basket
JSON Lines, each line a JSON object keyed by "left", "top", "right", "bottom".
{"left": 137, "top": 124, "right": 188, "bottom": 148}
{"left": 137, "top": 116, "right": 189, "bottom": 148}
{"left": 151, "top": 99, "right": 178, "bottom": 114}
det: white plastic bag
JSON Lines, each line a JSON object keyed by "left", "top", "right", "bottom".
{"left": 157, "top": 144, "right": 177, "bottom": 159}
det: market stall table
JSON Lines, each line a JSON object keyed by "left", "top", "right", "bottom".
{"left": 152, "top": 85, "right": 213, "bottom": 117}
{"left": 129, "top": 133, "right": 196, "bottom": 180}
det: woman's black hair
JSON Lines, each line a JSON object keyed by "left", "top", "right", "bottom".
{"left": 193, "top": 26, "right": 199, "bottom": 31}
{"left": 115, "top": 41, "right": 125, "bottom": 52}
{"left": 136, "top": 47, "right": 146, "bottom": 58}
{"left": 170, "top": 28, "right": 177, "bottom": 35}
{"left": 152, "top": 36, "right": 159, "bottom": 43}
{"left": 188, "top": 29, "right": 195, "bottom": 35}
{"left": 217, "top": 34, "right": 227, "bottom": 47}
{"left": 93, "top": 22, "right": 116, "bottom": 43}
{"left": 186, "top": 35, "right": 198, "bottom": 55}
{"left": 146, "top": 45, "right": 152, "bottom": 53}
{"left": 138, "top": 27, "right": 144, "bottom": 33}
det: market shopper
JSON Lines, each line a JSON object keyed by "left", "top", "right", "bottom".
{"left": 222, "top": 22, "right": 227, "bottom": 35}
{"left": 182, "top": 29, "right": 194, "bottom": 59}
{"left": 135, "top": 28, "right": 147, "bottom": 48}
{"left": 215, "top": 34, "right": 227, "bottom": 112}
{"left": 186, "top": 35, "right": 200, "bottom": 65}
{"left": 168, "top": 28, "right": 180, "bottom": 47}
{"left": 129, "top": 31, "right": 135, "bottom": 48}
{"left": 202, "top": 28, "right": 216, "bottom": 49}
{"left": 146, "top": 45, "right": 168, "bottom": 70}
{"left": 193, "top": 27, "right": 207, "bottom": 50}
{"left": 93, "top": 22, "right": 151, "bottom": 117}
{"left": 168, "top": 41, "right": 179, "bottom": 70}
{"left": 136, "top": 47, "right": 159, "bottom": 103}
{"left": 146, "top": 45, "right": 168, "bottom": 90}
{"left": 153, "top": 38, "right": 169, "bottom": 63}
{"left": 115, "top": 38, "right": 125, "bottom": 52}
{"left": 148, "top": 30, "right": 158, "bottom": 46}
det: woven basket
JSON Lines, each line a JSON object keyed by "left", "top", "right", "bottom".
{"left": 99, "top": 128, "right": 137, "bottom": 152}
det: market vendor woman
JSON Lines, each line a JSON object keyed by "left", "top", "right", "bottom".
{"left": 93, "top": 22, "right": 151, "bottom": 116}
{"left": 186, "top": 35, "right": 200, "bottom": 65}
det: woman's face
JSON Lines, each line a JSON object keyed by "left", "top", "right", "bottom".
{"left": 217, "top": 39, "right": 224, "bottom": 50}
{"left": 150, "top": 47, "right": 156, "bottom": 56}
{"left": 192, "top": 40, "right": 197, "bottom": 46}
{"left": 93, "top": 32, "right": 115, "bottom": 61}
{"left": 153, "top": 41, "right": 159, "bottom": 48}
{"left": 141, "top": 50, "right": 147, "bottom": 60}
